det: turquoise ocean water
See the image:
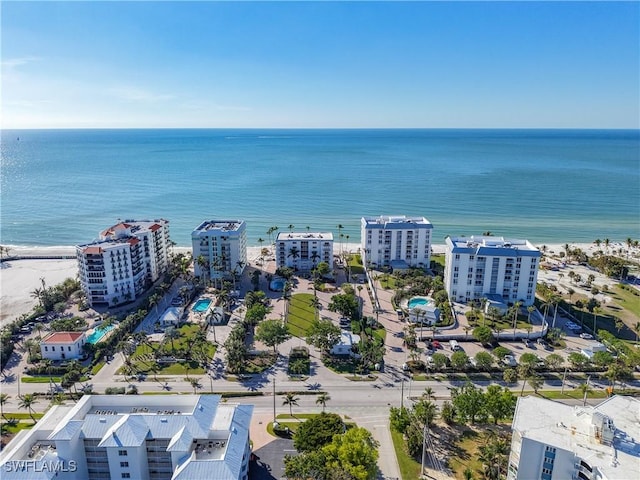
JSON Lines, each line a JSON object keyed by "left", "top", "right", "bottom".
{"left": 1, "top": 129, "right": 638, "bottom": 247}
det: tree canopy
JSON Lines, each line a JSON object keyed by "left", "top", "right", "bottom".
{"left": 255, "top": 319, "right": 290, "bottom": 353}
{"left": 293, "top": 413, "right": 345, "bottom": 452}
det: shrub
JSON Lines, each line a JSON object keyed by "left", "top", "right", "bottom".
{"left": 105, "top": 387, "right": 126, "bottom": 394}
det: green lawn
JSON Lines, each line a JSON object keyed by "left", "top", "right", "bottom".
{"left": 390, "top": 429, "right": 422, "bottom": 480}
{"left": 21, "top": 375, "right": 89, "bottom": 383}
{"left": 348, "top": 254, "right": 365, "bottom": 275}
{"left": 606, "top": 284, "right": 640, "bottom": 323}
{"left": 378, "top": 274, "right": 397, "bottom": 290}
{"left": 447, "top": 429, "right": 484, "bottom": 480}
{"left": 287, "top": 293, "right": 317, "bottom": 338}
{"left": 4, "top": 413, "right": 45, "bottom": 421}
{"left": 91, "top": 361, "right": 105, "bottom": 375}
{"left": 123, "top": 324, "right": 215, "bottom": 376}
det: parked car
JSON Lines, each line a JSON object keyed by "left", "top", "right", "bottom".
{"left": 522, "top": 338, "right": 534, "bottom": 348}
{"left": 579, "top": 333, "right": 594, "bottom": 340}
{"left": 431, "top": 340, "right": 442, "bottom": 349}
{"left": 502, "top": 355, "right": 517, "bottom": 367}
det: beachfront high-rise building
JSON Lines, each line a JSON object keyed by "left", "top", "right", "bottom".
{"left": 0, "top": 395, "right": 253, "bottom": 480}
{"left": 275, "top": 232, "right": 334, "bottom": 273}
{"left": 191, "top": 220, "right": 247, "bottom": 282}
{"left": 76, "top": 220, "right": 172, "bottom": 307}
{"left": 444, "top": 235, "right": 541, "bottom": 306}
{"left": 361, "top": 215, "right": 433, "bottom": 269}
{"left": 507, "top": 395, "right": 638, "bottom": 480}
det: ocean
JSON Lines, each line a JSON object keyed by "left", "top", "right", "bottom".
{"left": 1, "top": 129, "right": 638, "bottom": 248}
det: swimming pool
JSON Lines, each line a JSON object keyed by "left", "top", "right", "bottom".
{"left": 408, "top": 297, "right": 430, "bottom": 309}
{"left": 270, "top": 278, "right": 285, "bottom": 291}
{"left": 87, "top": 324, "right": 116, "bottom": 344}
{"left": 192, "top": 298, "right": 212, "bottom": 313}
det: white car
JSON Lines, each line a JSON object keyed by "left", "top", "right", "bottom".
{"left": 579, "top": 333, "right": 594, "bottom": 339}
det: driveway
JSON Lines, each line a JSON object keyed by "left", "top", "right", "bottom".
{"left": 250, "top": 437, "right": 295, "bottom": 480}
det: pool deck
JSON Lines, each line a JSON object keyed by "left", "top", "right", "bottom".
{"left": 188, "top": 294, "right": 217, "bottom": 323}
{"left": 401, "top": 296, "right": 431, "bottom": 310}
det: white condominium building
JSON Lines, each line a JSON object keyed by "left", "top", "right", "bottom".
{"left": 192, "top": 220, "right": 247, "bottom": 281}
{"left": 444, "top": 236, "right": 541, "bottom": 306}
{"left": 275, "top": 232, "right": 333, "bottom": 272}
{"left": 361, "top": 215, "right": 433, "bottom": 269}
{"left": 0, "top": 395, "right": 253, "bottom": 480}
{"left": 76, "top": 219, "right": 172, "bottom": 307}
{"left": 507, "top": 395, "right": 638, "bottom": 480}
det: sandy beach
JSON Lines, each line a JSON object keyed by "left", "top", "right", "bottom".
{"left": 0, "top": 241, "right": 619, "bottom": 328}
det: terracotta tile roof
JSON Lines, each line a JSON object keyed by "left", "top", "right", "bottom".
{"left": 83, "top": 246, "right": 103, "bottom": 255}
{"left": 149, "top": 223, "right": 162, "bottom": 232}
{"left": 42, "top": 332, "right": 85, "bottom": 344}
{"left": 101, "top": 222, "right": 131, "bottom": 237}
{"left": 128, "top": 238, "right": 140, "bottom": 246}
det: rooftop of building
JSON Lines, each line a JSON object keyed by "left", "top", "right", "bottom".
{"left": 362, "top": 215, "right": 432, "bottom": 227}
{"left": 0, "top": 395, "right": 252, "bottom": 480}
{"left": 77, "top": 235, "right": 142, "bottom": 254}
{"left": 100, "top": 219, "right": 168, "bottom": 238}
{"left": 276, "top": 232, "right": 334, "bottom": 241}
{"left": 513, "top": 395, "right": 640, "bottom": 480}
{"left": 192, "top": 220, "right": 245, "bottom": 234}
{"left": 447, "top": 235, "right": 540, "bottom": 254}
{"left": 41, "top": 331, "right": 84, "bottom": 344}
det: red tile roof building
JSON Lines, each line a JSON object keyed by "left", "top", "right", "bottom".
{"left": 76, "top": 219, "right": 172, "bottom": 307}
{"left": 40, "top": 331, "right": 86, "bottom": 360}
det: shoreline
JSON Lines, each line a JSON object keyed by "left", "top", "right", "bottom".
{"left": 0, "top": 241, "right": 626, "bottom": 329}
{"left": 2, "top": 239, "right": 631, "bottom": 258}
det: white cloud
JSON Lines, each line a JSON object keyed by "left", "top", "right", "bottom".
{"left": 1, "top": 56, "right": 42, "bottom": 70}
{"left": 107, "top": 86, "right": 175, "bottom": 102}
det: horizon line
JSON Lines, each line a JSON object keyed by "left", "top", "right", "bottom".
{"left": 3, "top": 126, "right": 639, "bottom": 131}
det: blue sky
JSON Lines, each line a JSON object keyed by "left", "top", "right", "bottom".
{"left": 2, "top": 1, "right": 638, "bottom": 128}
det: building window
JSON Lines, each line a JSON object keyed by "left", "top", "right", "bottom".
{"left": 120, "top": 462, "right": 129, "bottom": 467}
{"left": 118, "top": 450, "right": 127, "bottom": 456}
{"left": 122, "top": 474, "right": 131, "bottom": 479}
{"left": 52, "top": 346, "right": 55, "bottom": 351}
{"left": 44, "top": 346, "right": 48, "bottom": 351}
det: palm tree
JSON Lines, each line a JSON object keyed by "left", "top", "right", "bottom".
{"left": 165, "top": 326, "right": 179, "bottom": 353}
{"left": 282, "top": 392, "right": 299, "bottom": 417}
{"left": 579, "top": 380, "right": 593, "bottom": 406}
{"left": 592, "top": 306, "right": 601, "bottom": 336}
{"left": 526, "top": 305, "right": 535, "bottom": 324}
{"left": 423, "top": 386, "right": 435, "bottom": 401}
{"left": 288, "top": 224, "right": 295, "bottom": 233}
{"left": 315, "top": 392, "right": 330, "bottom": 413}
{"left": 463, "top": 325, "right": 472, "bottom": 340}
{"left": 288, "top": 246, "right": 300, "bottom": 270}
{"left": 189, "top": 378, "right": 202, "bottom": 394}
{"left": 309, "top": 297, "right": 321, "bottom": 321}
{"left": 18, "top": 394, "right": 38, "bottom": 422}
{"left": 0, "top": 393, "right": 9, "bottom": 420}
{"left": 511, "top": 301, "right": 522, "bottom": 333}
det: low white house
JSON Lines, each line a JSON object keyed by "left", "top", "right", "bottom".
{"left": 159, "top": 306, "right": 184, "bottom": 327}
{"left": 408, "top": 304, "right": 440, "bottom": 325}
{"left": 580, "top": 341, "right": 607, "bottom": 359}
{"left": 40, "top": 332, "right": 86, "bottom": 360}
{"left": 330, "top": 331, "right": 360, "bottom": 356}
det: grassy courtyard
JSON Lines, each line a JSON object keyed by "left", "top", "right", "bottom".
{"left": 286, "top": 293, "right": 316, "bottom": 338}
{"left": 124, "top": 324, "right": 216, "bottom": 376}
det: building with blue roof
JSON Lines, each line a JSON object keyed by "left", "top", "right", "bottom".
{"left": 445, "top": 235, "right": 541, "bottom": 306}
{"left": 0, "top": 395, "right": 253, "bottom": 480}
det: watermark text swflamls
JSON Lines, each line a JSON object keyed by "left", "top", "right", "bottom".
{"left": 4, "top": 460, "right": 78, "bottom": 472}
